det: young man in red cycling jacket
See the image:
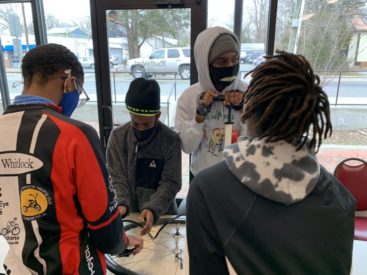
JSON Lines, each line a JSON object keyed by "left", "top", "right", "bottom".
{"left": 0, "top": 44, "right": 143, "bottom": 274}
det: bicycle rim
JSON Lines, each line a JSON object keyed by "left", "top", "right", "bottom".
{"left": 106, "top": 221, "right": 186, "bottom": 275}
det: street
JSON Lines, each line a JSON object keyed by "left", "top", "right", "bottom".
{"left": 5, "top": 64, "right": 367, "bottom": 106}
{"left": 2, "top": 65, "right": 366, "bottom": 131}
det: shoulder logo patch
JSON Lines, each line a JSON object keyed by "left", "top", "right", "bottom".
{"left": 21, "top": 186, "right": 51, "bottom": 220}
{"left": 149, "top": 160, "right": 156, "bottom": 168}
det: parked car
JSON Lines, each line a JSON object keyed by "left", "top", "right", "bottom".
{"left": 244, "top": 51, "right": 264, "bottom": 63}
{"left": 109, "top": 55, "right": 119, "bottom": 65}
{"left": 80, "top": 57, "right": 95, "bottom": 69}
{"left": 126, "top": 47, "right": 191, "bottom": 80}
{"left": 252, "top": 54, "right": 266, "bottom": 65}
{"left": 80, "top": 56, "right": 118, "bottom": 69}
{"left": 240, "top": 50, "right": 247, "bottom": 64}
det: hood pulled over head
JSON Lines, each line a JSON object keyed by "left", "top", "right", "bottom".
{"left": 194, "top": 26, "right": 241, "bottom": 92}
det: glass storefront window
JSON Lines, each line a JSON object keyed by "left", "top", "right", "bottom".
{"left": 208, "top": 0, "right": 235, "bottom": 29}
{"left": 106, "top": 8, "right": 192, "bottom": 193}
{"left": 275, "top": 0, "right": 367, "bottom": 171}
{"left": 240, "top": 0, "right": 269, "bottom": 78}
{"left": 105, "top": 9, "right": 191, "bottom": 128}
{"left": 0, "top": 2, "right": 34, "bottom": 104}
{"left": 43, "top": 0, "right": 98, "bottom": 131}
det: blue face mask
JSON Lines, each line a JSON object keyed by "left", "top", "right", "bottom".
{"left": 60, "top": 90, "right": 80, "bottom": 117}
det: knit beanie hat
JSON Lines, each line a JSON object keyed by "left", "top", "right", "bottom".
{"left": 125, "top": 78, "right": 160, "bottom": 116}
{"left": 209, "top": 33, "right": 239, "bottom": 64}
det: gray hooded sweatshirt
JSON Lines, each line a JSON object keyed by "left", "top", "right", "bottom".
{"left": 175, "top": 26, "right": 248, "bottom": 176}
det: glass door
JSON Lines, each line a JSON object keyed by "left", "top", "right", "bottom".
{"left": 105, "top": 7, "right": 194, "bottom": 203}
{"left": 90, "top": 0, "right": 206, "bottom": 147}
{"left": 90, "top": 0, "right": 206, "bottom": 194}
{"left": 106, "top": 8, "right": 191, "bottom": 128}
{"left": 0, "top": 2, "right": 35, "bottom": 111}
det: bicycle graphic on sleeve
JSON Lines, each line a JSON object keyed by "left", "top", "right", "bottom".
{"left": 1, "top": 217, "right": 20, "bottom": 236}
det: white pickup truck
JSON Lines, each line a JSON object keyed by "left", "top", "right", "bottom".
{"left": 126, "top": 47, "right": 191, "bottom": 80}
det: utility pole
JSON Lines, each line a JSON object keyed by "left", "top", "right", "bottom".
{"left": 22, "top": 3, "right": 30, "bottom": 52}
{"left": 288, "top": 0, "right": 305, "bottom": 53}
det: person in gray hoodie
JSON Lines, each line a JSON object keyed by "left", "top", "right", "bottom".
{"left": 175, "top": 26, "right": 248, "bottom": 176}
{"left": 107, "top": 78, "right": 182, "bottom": 235}
{"left": 186, "top": 51, "right": 356, "bottom": 275}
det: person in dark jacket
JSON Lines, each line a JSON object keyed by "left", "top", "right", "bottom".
{"left": 0, "top": 44, "right": 142, "bottom": 275}
{"left": 186, "top": 50, "right": 356, "bottom": 275}
{"left": 107, "top": 78, "right": 182, "bottom": 235}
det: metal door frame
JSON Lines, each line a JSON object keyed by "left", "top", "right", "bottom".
{"left": 90, "top": 0, "right": 207, "bottom": 149}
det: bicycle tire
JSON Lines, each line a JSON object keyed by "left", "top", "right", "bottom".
{"left": 105, "top": 220, "right": 143, "bottom": 275}
{"left": 105, "top": 215, "right": 186, "bottom": 275}
{"left": 105, "top": 255, "right": 139, "bottom": 275}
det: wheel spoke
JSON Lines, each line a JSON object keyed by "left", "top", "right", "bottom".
{"left": 106, "top": 218, "right": 186, "bottom": 274}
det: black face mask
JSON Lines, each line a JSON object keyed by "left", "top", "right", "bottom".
{"left": 133, "top": 126, "right": 156, "bottom": 142}
{"left": 210, "top": 64, "right": 240, "bottom": 88}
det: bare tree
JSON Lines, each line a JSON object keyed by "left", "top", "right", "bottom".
{"left": 73, "top": 17, "right": 92, "bottom": 38}
{"left": 274, "top": 0, "right": 297, "bottom": 50}
{"left": 241, "top": 0, "right": 269, "bottom": 43}
{"left": 297, "top": 0, "right": 364, "bottom": 72}
{"left": 46, "top": 15, "right": 65, "bottom": 30}
{"left": 112, "top": 9, "right": 190, "bottom": 59}
{"left": 123, "top": 10, "right": 141, "bottom": 59}
{"left": 253, "top": 0, "right": 268, "bottom": 42}
{"left": 0, "top": 5, "right": 23, "bottom": 36}
{"left": 241, "top": 0, "right": 363, "bottom": 74}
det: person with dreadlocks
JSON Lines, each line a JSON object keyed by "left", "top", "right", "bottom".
{"left": 186, "top": 51, "right": 355, "bottom": 275}
{"left": 0, "top": 44, "right": 142, "bottom": 274}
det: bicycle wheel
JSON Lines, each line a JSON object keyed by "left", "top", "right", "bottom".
{"left": 106, "top": 215, "right": 186, "bottom": 275}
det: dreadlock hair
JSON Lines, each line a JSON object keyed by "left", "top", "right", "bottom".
{"left": 242, "top": 50, "right": 332, "bottom": 152}
{"left": 22, "top": 43, "right": 84, "bottom": 87}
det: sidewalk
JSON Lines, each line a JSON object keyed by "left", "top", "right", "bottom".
{"left": 317, "top": 145, "right": 367, "bottom": 173}
{"left": 176, "top": 144, "right": 367, "bottom": 199}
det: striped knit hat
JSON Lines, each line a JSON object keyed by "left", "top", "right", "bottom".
{"left": 125, "top": 78, "right": 160, "bottom": 116}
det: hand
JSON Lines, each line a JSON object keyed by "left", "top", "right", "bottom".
{"left": 118, "top": 205, "right": 127, "bottom": 216}
{"left": 199, "top": 90, "right": 220, "bottom": 107}
{"left": 224, "top": 90, "right": 244, "bottom": 107}
{"left": 196, "top": 90, "right": 220, "bottom": 121}
{"left": 126, "top": 235, "right": 144, "bottom": 255}
{"left": 139, "top": 209, "right": 154, "bottom": 236}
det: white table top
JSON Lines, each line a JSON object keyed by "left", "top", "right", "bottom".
{"left": 351, "top": 240, "right": 367, "bottom": 275}
{"left": 1, "top": 233, "right": 367, "bottom": 275}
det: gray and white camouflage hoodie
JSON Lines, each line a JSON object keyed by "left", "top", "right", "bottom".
{"left": 223, "top": 136, "right": 320, "bottom": 204}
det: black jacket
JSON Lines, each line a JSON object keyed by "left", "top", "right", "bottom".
{"left": 187, "top": 137, "right": 355, "bottom": 275}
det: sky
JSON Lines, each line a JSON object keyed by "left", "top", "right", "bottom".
{"left": 43, "top": 0, "right": 91, "bottom": 21}
{"left": 42, "top": 0, "right": 235, "bottom": 28}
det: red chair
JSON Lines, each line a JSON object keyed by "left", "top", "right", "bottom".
{"left": 334, "top": 158, "right": 367, "bottom": 241}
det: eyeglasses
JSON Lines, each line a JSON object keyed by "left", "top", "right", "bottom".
{"left": 74, "top": 79, "right": 90, "bottom": 108}
{"left": 12, "top": 81, "right": 24, "bottom": 88}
